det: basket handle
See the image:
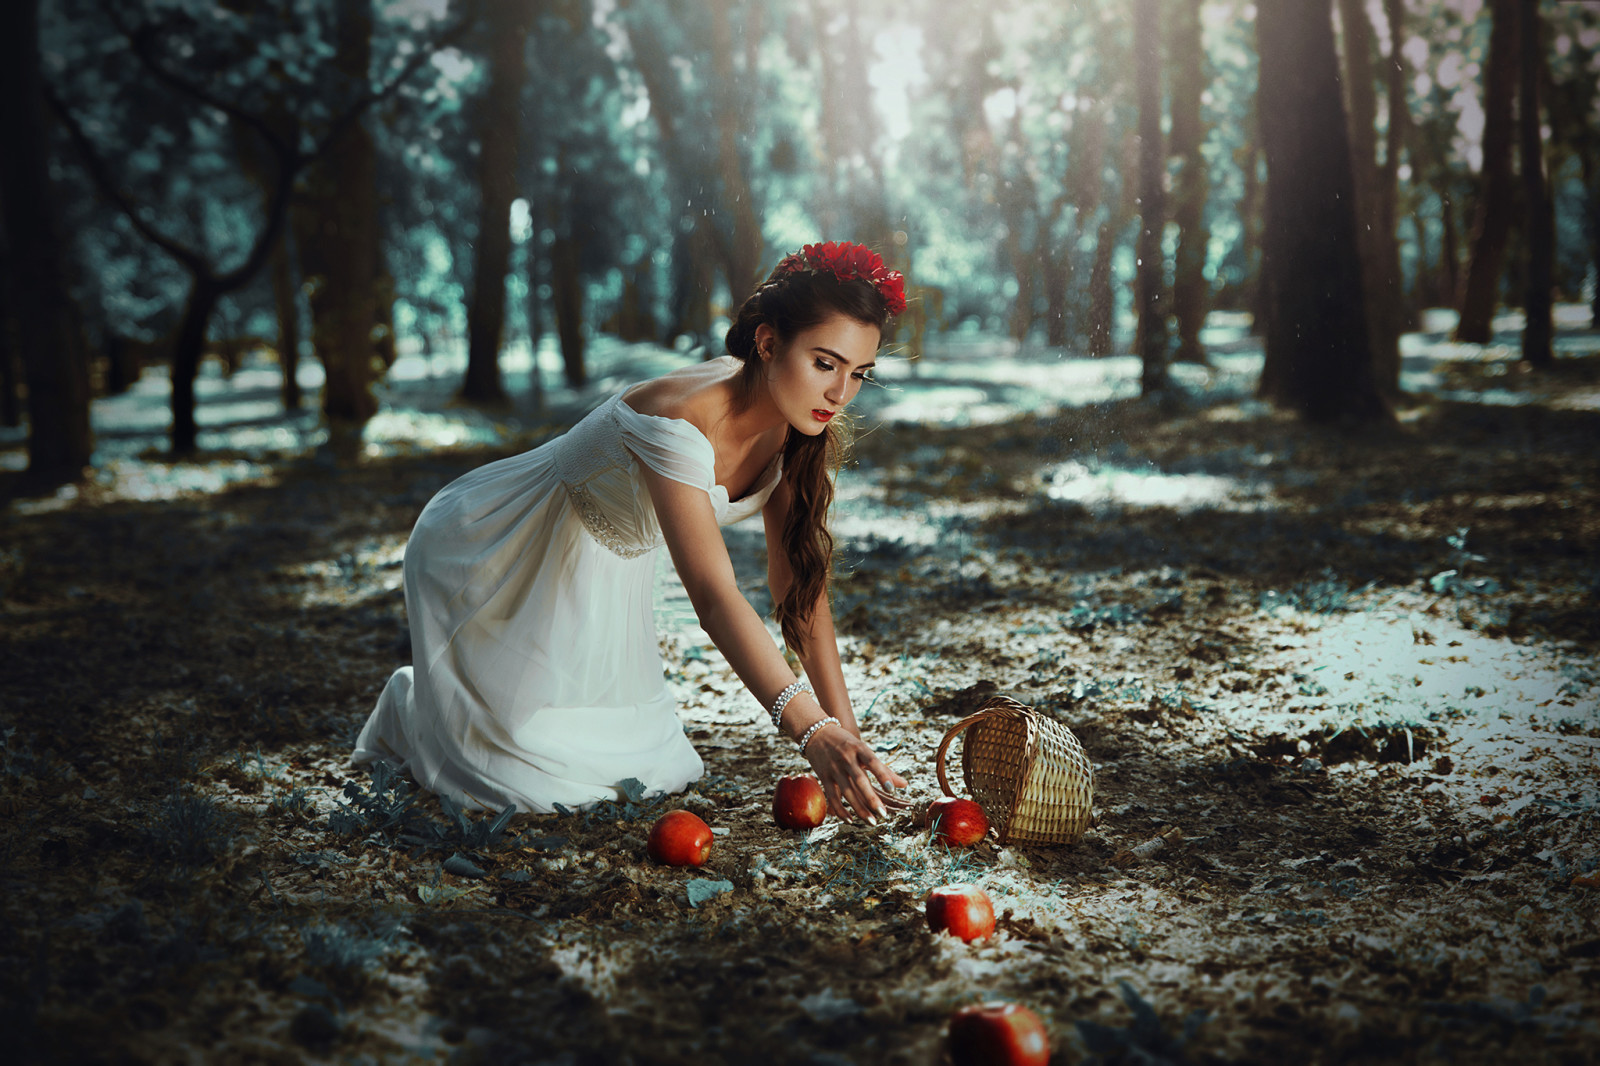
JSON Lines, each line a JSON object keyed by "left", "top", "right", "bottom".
{"left": 934, "top": 709, "right": 1001, "bottom": 798}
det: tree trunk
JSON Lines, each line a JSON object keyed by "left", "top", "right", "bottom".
{"left": 1134, "top": 0, "right": 1169, "bottom": 395}
{"left": 1454, "top": 0, "right": 1518, "bottom": 343}
{"left": 671, "top": 221, "right": 716, "bottom": 347}
{"left": 1088, "top": 131, "right": 1139, "bottom": 358}
{"left": 1236, "top": 134, "right": 1267, "bottom": 331}
{"left": 524, "top": 230, "right": 544, "bottom": 410}
{"left": 230, "top": 81, "right": 302, "bottom": 412}
{"left": 169, "top": 279, "right": 222, "bottom": 455}
{"left": 707, "top": 0, "right": 763, "bottom": 298}
{"left": 1438, "top": 180, "right": 1461, "bottom": 310}
{"left": 270, "top": 228, "right": 302, "bottom": 410}
{"left": 463, "top": 0, "right": 533, "bottom": 404}
{"left": 1336, "top": 0, "right": 1401, "bottom": 391}
{"left": 551, "top": 234, "right": 586, "bottom": 388}
{"left": 812, "top": 0, "right": 892, "bottom": 249}
{"left": 1593, "top": 203, "right": 1600, "bottom": 330}
{"left": 621, "top": 0, "right": 718, "bottom": 345}
{"left": 1381, "top": 0, "right": 1416, "bottom": 333}
{"left": 615, "top": 256, "right": 657, "bottom": 343}
{"left": 0, "top": 270, "right": 19, "bottom": 427}
{"left": 1008, "top": 261, "right": 1036, "bottom": 342}
{"left": 103, "top": 334, "right": 139, "bottom": 396}
{"left": 297, "top": 0, "right": 381, "bottom": 448}
{"left": 1566, "top": 32, "right": 1600, "bottom": 331}
{"left": 1255, "top": 0, "right": 1389, "bottom": 422}
{"left": 1086, "top": 217, "right": 1117, "bottom": 358}
{"left": 373, "top": 265, "right": 396, "bottom": 369}
{"left": 1056, "top": 102, "right": 1107, "bottom": 350}
{"left": 1044, "top": 251, "right": 1069, "bottom": 349}
{"left": 1586, "top": 150, "right": 1600, "bottom": 330}
{"left": 1168, "top": 0, "right": 1210, "bottom": 365}
{"left": 1002, "top": 194, "right": 1036, "bottom": 342}
{"left": 1406, "top": 208, "right": 1436, "bottom": 310}
{"left": 0, "top": 0, "right": 93, "bottom": 484}
{"left": 1517, "top": 0, "right": 1552, "bottom": 368}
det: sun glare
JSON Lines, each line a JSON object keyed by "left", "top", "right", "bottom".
{"left": 870, "top": 23, "right": 927, "bottom": 142}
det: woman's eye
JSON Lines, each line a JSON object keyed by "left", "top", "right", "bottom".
{"left": 852, "top": 372, "right": 871, "bottom": 381}
{"left": 815, "top": 360, "right": 834, "bottom": 372}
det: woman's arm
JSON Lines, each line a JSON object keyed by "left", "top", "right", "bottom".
{"left": 640, "top": 464, "right": 905, "bottom": 822}
{"left": 761, "top": 478, "right": 908, "bottom": 816}
{"left": 761, "top": 479, "right": 856, "bottom": 736}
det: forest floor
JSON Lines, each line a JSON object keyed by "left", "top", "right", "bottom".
{"left": 2, "top": 310, "right": 1599, "bottom": 1065}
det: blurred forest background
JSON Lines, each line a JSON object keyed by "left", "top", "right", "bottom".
{"left": 3, "top": 0, "right": 1598, "bottom": 483}
{"left": 5, "top": 4, "right": 1600, "bottom": 1062}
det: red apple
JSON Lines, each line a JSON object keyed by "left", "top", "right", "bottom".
{"left": 928, "top": 796, "right": 989, "bottom": 846}
{"left": 947, "top": 1002, "right": 1050, "bottom": 1066}
{"left": 647, "top": 810, "right": 713, "bottom": 867}
{"left": 925, "top": 884, "right": 996, "bottom": 943}
{"left": 772, "top": 774, "right": 828, "bottom": 830}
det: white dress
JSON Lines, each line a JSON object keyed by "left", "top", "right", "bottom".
{"left": 352, "top": 390, "right": 784, "bottom": 813}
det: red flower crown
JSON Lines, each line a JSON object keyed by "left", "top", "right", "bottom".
{"left": 773, "top": 241, "right": 907, "bottom": 317}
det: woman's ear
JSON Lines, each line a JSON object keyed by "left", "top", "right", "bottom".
{"left": 753, "top": 323, "right": 776, "bottom": 361}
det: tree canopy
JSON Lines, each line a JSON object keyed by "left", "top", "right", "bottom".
{"left": 3, "top": 0, "right": 1598, "bottom": 471}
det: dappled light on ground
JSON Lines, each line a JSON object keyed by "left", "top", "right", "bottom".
{"left": 863, "top": 347, "right": 1263, "bottom": 425}
{"left": 3, "top": 313, "right": 1599, "bottom": 1063}
{"left": 1043, "top": 460, "right": 1271, "bottom": 513}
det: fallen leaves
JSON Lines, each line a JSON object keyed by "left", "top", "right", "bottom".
{"left": 5, "top": 340, "right": 1600, "bottom": 1064}
{"left": 1111, "top": 826, "right": 1185, "bottom": 868}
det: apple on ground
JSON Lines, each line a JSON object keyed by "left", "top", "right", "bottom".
{"left": 925, "top": 884, "right": 996, "bottom": 943}
{"left": 928, "top": 796, "right": 989, "bottom": 846}
{"left": 947, "top": 1002, "right": 1051, "bottom": 1066}
{"left": 772, "top": 774, "right": 828, "bottom": 830}
{"left": 647, "top": 809, "right": 713, "bottom": 866}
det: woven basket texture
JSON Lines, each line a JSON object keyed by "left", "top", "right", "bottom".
{"left": 935, "top": 695, "right": 1095, "bottom": 845}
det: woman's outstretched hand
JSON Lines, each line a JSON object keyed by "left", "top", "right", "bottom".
{"left": 804, "top": 725, "right": 909, "bottom": 825}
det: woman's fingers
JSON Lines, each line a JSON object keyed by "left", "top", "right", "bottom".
{"left": 809, "top": 733, "right": 909, "bottom": 824}
{"left": 825, "top": 761, "right": 875, "bottom": 823}
{"left": 827, "top": 765, "right": 866, "bottom": 822}
{"left": 863, "top": 750, "right": 909, "bottom": 792}
{"left": 843, "top": 745, "right": 912, "bottom": 823}
{"left": 846, "top": 780, "right": 882, "bottom": 824}
{"left": 872, "top": 785, "right": 913, "bottom": 811}
{"left": 825, "top": 774, "right": 854, "bottom": 821}
{"left": 844, "top": 758, "right": 889, "bottom": 824}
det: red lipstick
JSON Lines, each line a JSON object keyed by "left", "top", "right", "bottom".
{"left": 812, "top": 409, "right": 834, "bottom": 423}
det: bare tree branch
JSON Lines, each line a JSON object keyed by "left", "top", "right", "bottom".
{"left": 53, "top": 71, "right": 294, "bottom": 295}
{"left": 216, "top": 141, "right": 297, "bottom": 291}
{"left": 42, "top": 82, "right": 209, "bottom": 276}
{"left": 309, "top": 0, "right": 483, "bottom": 161}
{"left": 1044, "top": 191, "right": 1073, "bottom": 234}
{"left": 97, "top": 0, "right": 298, "bottom": 164}
{"left": 50, "top": 0, "right": 481, "bottom": 294}
{"left": 98, "top": 0, "right": 481, "bottom": 170}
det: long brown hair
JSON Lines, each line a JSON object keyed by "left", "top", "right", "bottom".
{"left": 724, "top": 261, "right": 894, "bottom": 655}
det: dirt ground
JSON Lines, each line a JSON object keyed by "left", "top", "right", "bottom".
{"left": 1, "top": 332, "right": 1598, "bottom": 1064}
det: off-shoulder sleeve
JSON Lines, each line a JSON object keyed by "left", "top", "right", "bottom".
{"left": 613, "top": 400, "right": 718, "bottom": 496}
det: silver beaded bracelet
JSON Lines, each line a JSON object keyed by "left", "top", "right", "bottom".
{"left": 797, "top": 716, "right": 841, "bottom": 753}
{"left": 768, "top": 679, "right": 813, "bottom": 731}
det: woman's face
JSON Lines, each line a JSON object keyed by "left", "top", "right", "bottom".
{"left": 757, "top": 312, "right": 880, "bottom": 436}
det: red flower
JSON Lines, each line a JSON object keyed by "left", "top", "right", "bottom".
{"left": 877, "top": 270, "right": 907, "bottom": 317}
{"left": 776, "top": 242, "right": 906, "bottom": 317}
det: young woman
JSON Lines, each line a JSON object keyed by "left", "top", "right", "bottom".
{"left": 353, "top": 241, "right": 909, "bottom": 824}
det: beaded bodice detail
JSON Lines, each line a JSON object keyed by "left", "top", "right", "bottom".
{"left": 555, "top": 393, "right": 781, "bottom": 559}
{"left": 554, "top": 394, "right": 634, "bottom": 485}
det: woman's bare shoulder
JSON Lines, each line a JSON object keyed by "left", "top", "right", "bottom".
{"left": 622, "top": 357, "right": 740, "bottom": 428}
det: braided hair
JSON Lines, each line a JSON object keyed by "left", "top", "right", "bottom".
{"left": 724, "top": 260, "right": 895, "bottom": 655}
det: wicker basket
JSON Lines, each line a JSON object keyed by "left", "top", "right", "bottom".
{"left": 934, "top": 694, "right": 1095, "bottom": 846}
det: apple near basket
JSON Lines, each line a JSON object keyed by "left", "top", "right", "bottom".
{"left": 934, "top": 695, "right": 1095, "bottom": 846}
